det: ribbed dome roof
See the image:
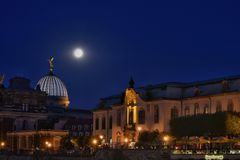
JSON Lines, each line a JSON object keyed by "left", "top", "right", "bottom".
{"left": 37, "top": 74, "right": 68, "bottom": 98}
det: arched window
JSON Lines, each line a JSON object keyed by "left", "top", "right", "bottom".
{"left": 203, "top": 104, "right": 209, "bottom": 114}
{"left": 117, "top": 109, "right": 121, "bottom": 126}
{"left": 171, "top": 106, "right": 179, "bottom": 119}
{"left": 102, "top": 117, "right": 106, "bottom": 129}
{"left": 184, "top": 106, "right": 190, "bottom": 116}
{"left": 227, "top": 99, "right": 234, "bottom": 112}
{"left": 194, "top": 103, "right": 199, "bottom": 115}
{"left": 216, "top": 101, "right": 222, "bottom": 112}
{"left": 154, "top": 105, "right": 159, "bottom": 123}
{"left": 138, "top": 109, "right": 145, "bottom": 124}
{"left": 116, "top": 132, "right": 121, "bottom": 144}
{"left": 109, "top": 116, "right": 112, "bottom": 129}
{"left": 95, "top": 118, "right": 99, "bottom": 130}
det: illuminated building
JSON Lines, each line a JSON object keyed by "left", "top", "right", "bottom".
{"left": 0, "top": 58, "right": 92, "bottom": 152}
{"left": 93, "top": 76, "right": 240, "bottom": 147}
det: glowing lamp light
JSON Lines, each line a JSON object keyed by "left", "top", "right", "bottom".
{"left": 163, "top": 135, "right": 169, "bottom": 142}
{"left": 92, "top": 139, "right": 97, "bottom": 145}
{"left": 0, "top": 142, "right": 5, "bottom": 147}
{"left": 99, "top": 135, "right": 104, "bottom": 140}
{"left": 137, "top": 126, "right": 142, "bottom": 131}
{"left": 47, "top": 143, "right": 52, "bottom": 148}
{"left": 124, "top": 138, "right": 129, "bottom": 143}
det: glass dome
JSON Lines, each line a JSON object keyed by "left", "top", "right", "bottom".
{"left": 37, "top": 73, "right": 68, "bottom": 98}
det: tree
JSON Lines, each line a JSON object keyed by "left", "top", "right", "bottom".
{"left": 60, "top": 136, "right": 74, "bottom": 150}
{"left": 170, "top": 112, "right": 240, "bottom": 137}
{"left": 77, "top": 136, "right": 91, "bottom": 148}
{"left": 137, "top": 130, "right": 161, "bottom": 148}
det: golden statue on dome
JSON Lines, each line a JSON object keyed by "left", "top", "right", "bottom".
{"left": 48, "top": 56, "right": 54, "bottom": 74}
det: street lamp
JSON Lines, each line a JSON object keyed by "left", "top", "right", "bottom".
{"left": 0, "top": 142, "right": 5, "bottom": 148}
{"left": 137, "top": 126, "right": 142, "bottom": 132}
{"left": 45, "top": 141, "right": 52, "bottom": 148}
{"left": 163, "top": 136, "right": 169, "bottom": 142}
{"left": 92, "top": 139, "right": 98, "bottom": 145}
{"left": 47, "top": 143, "right": 52, "bottom": 148}
{"left": 163, "top": 135, "right": 169, "bottom": 149}
{"left": 99, "top": 135, "right": 104, "bottom": 140}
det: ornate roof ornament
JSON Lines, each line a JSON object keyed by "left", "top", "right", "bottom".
{"left": 125, "top": 88, "right": 137, "bottom": 105}
{"left": 48, "top": 56, "right": 54, "bottom": 74}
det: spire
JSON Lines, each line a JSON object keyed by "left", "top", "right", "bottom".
{"left": 129, "top": 77, "right": 135, "bottom": 88}
{"left": 48, "top": 56, "right": 54, "bottom": 75}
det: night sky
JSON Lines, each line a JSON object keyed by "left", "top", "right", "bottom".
{"left": 1, "top": 1, "right": 240, "bottom": 109}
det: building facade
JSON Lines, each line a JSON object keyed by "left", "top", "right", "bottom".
{"left": 93, "top": 77, "right": 240, "bottom": 147}
{"left": 0, "top": 58, "right": 92, "bottom": 152}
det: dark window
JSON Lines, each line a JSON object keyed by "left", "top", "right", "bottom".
{"left": 138, "top": 110, "right": 145, "bottom": 124}
{"left": 102, "top": 117, "right": 106, "bottom": 129}
{"left": 22, "top": 120, "right": 28, "bottom": 130}
{"left": 129, "top": 108, "right": 134, "bottom": 124}
{"left": 154, "top": 105, "right": 159, "bottom": 123}
{"left": 185, "top": 106, "right": 190, "bottom": 116}
{"left": 171, "top": 107, "right": 179, "bottom": 119}
{"left": 117, "top": 110, "right": 121, "bottom": 126}
{"left": 194, "top": 103, "right": 199, "bottom": 115}
{"left": 95, "top": 118, "right": 99, "bottom": 130}
{"left": 227, "top": 100, "right": 234, "bottom": 112}
{"left": 109, "top": 116, "right": 112, "bottom": 129}
{"left": 203, "top": 104, "right": 209, "bottom": 114}
{"left": 78, "top": 125, "right": 82, "bottom": 130}
{"left": 216, "top": 101, "right": 222, "bottom": 112}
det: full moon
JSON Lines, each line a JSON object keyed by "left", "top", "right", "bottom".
{"left": 73, "top": 48, "right": 84, "bottom": 58}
